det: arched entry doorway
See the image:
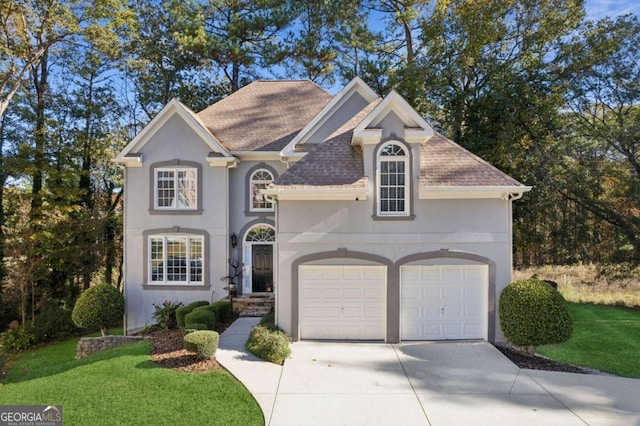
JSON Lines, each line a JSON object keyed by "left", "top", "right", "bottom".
{"left": 242, "top": 224, "right": 275, "bottom": 294}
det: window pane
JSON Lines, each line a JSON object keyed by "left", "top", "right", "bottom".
{"left": 177, "top": 170, "right": 197, "bottom": 208}
{"left": 166, "top": 237, "right": 187, "bottom": 281}
{"left": 190, "top": 239, "right": 203, "bottom": 283}
{"left": 151, "top": 238, "right": 164, "bottom": 281}
{"left": 156, "top": 170, "right": 175, "bottom": 207}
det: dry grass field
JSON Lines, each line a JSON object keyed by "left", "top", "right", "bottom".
{"left": 513, "top": 264, "right": 640, "bottom": 307}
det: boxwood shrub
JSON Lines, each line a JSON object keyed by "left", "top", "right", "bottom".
{"left": 176, "top": 300, "right": 210, "bottom": 328}
{"left": 211, "top": 301, "right": 233, "bottom": 323}
{"left": 246, "top": 325, "right": 290, "bottom": 365}
{"left": 183, "top": 330, "right": 219, "bottom": 359}
{"left": 499, "top": 278, "right": 573, "bottom": 354}
{"left": 184, "top": 309, "right": 216, "bottom": 330}
{"left": 71, "top": 284, "right": 125, "bottom": 336}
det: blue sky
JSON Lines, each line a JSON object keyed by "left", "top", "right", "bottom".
{"left": 586, "top": 0, "right": 640, "bottom": 20}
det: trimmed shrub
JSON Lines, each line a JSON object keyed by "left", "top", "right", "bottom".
{"left": 152, "top": 300, "right": 183, "bottom": 330}
{"left": 183, "top": 330, "right": 219, "bottom": 359}
{"left": 33, "top": 304, "right": 79, "bottom": 344}
{"left": 211, "top": 301, "right": 233, "bottom": 323}
{"left": 246, "top": 325, "right": 290, "bottom": 365}
{"left": 499, "top": 278, "right": 573, "bottom": 355}
{"left": 175, "top": 306, "right": 191, "bottom": 328}
{"left": 72, "top": 284, "right": 125, "bottom": 336}
{"left": 193, "top": 304, "right": 217, "bottom": 314}
{"left": 187, "top": 300, "right": 210, "bottom": 309}
{"left": 175, "top": 300, "right": 209, "bottom": 328}
{"left": 184, "top": 309, "right": 216, "bottom": 330}
{"left": 184, "top": 323, "right": 208, "bottom": 334}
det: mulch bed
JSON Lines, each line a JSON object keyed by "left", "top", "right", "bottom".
{"left": 495, "top": 345, "right": 588, "bottom": 374}
{"left": 149, "top": 329, "right": 220, "bottom": 372}
{"left": 147, "top": 317, "right": 238, "bottom": 372}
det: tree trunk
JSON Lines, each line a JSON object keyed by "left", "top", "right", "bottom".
{"left": 31, "top": 53, "right": 49, "bottom": 216}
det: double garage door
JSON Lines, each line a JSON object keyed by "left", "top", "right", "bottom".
{"left": 299, "top": 264, "right": 487, "bottom": 341}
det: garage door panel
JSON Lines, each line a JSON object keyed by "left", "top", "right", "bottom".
{"left": 421, "top": 268, "right": 441, "bottom": 280}
{"left": 401, "top": 265, "right": 487, "bottom": 341}
{"left": 300, "top": 265, "right": 386, "bottom": 340}
{"left": 343, "top": 268, "right": 363, "bottom": 280}
{"left": 343, "top": 287, "right": 363, "bottom": 299}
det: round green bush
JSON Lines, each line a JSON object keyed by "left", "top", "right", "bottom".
{"left": 72, "top": 284, "right": 125, "bottom": 336}
{"left": 211, "top": 300, "right": 233, "bottom": 322}
{"left": 175, "top": 301, "right": 209, "bottom": 328}
{"left": 175, "top": 306, "right": 192, "bottom": 328}
{"left": 246, "top": 325, "right": 290, "bottom": 365}
{"left": 193, "top": 304, "right": 217, "bottom": 314}
{"left": 187, "top": 300, "right": 210, "bottom": 309}
{"left": 184, "top": 309, "right": 216, "bottom": 330}
{"left": 499, "top": 278, "right": 573, "bottom": 354}
{"left": 183, "top": 330, "right": 219, "bottom": 359}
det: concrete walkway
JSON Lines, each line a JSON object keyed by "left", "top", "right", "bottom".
{"left": 216, "top": 318, "right": 640, "bottom": 426}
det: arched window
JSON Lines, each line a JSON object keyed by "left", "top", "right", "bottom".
{"left": 250, "top": 169, "right": 274, "bottom": 211}
{"left": 377, "top": 142, "right": 409, "bottom": 216}
{"left": 245, "top": 225, "right": 276, "bottom": 242}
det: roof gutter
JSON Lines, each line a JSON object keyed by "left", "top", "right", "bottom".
{"left": 419, "top": 185, "right": 532, "bottom": 200}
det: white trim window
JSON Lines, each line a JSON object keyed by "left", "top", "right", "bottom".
{"left": 149, "top": 235, "right": 203, "bottom": 284}
{"left": 377, "top": 143, "right": 409, "bottom": 215}
{"left": 155, "top": 167, "right": 197, "bottom": 209}
{"left": 250, "top": 169, "right": 274, "bottom": 211}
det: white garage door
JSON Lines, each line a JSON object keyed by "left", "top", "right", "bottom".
{"left": 299, "top": 265, "right": 386, "bottom": 340}
{"left": 401, "top": 265, "right": 488, "bottom": 340}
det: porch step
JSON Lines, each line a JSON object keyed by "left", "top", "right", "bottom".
{"left": 233, "top": 295, "right": 275, "bottom": 318}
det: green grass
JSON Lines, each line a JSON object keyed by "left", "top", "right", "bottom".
{"left": 0, "top": 331, "right": 263, "bottom": 425}
{"left": 538, "top": 303, "right": 640, "bottom": 378}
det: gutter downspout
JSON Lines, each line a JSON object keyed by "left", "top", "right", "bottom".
{"left": 507, "top": 192, "right": 524, "bottom": 282}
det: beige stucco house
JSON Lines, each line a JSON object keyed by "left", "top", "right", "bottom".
{"left": 114, "top": 77, "right": 530, "bottom": 343}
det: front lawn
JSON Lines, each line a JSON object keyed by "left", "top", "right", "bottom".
{"left": 0, "top": 333, "right": 263, "bottom": 425}
{"left": 537, "top": 303, "right": 640, "bottom": 378}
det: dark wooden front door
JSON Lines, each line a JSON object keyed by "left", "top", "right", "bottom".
{"left": 252, "top": 244, "right": 273, "bottom": 292}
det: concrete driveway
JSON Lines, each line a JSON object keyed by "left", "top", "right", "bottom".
{"left": 217, "top": 318, "right": 640, "bottom": 426}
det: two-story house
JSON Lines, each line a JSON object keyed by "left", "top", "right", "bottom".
{"left": 114, "top": 77, "right": 530, "bottom": 343}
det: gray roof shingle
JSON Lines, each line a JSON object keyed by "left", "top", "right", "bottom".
{"left": 197, "top": 80, "right": 333, "bottom": 152}
{"left": 271, "top": 99, "right": 380, "bottom": 189}
{"left": 420, "top": 133, "right": 524, "bottom": 187}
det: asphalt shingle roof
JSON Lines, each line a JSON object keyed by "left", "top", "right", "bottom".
{"left": 197, "top": 80, "right": 333, "bottom": 152}
{"left": 272, "top": 99, "right": 381, "bottom": 189}
{"left": 420, "top": 133, "right": 523, "bottom": 187}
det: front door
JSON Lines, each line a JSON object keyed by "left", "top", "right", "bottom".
{"left": 252, "top": 244, "right": 273, "bottom": 292}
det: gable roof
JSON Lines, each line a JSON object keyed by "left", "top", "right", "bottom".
{"left": 352, "top": 90, "right": 434, "bottom": 145}
{"left": 281, "top": 76, "right": 379, "bottom": 156}
{"left": 269, "top": 81, "right": 529, "bottom": 199}
{"left": 420, "top": 133, "right": 523, "bottom": 187}
{"left": 114, "top": 99, "right": 232, "bottom": 166}
{"left": 198, "top": 80, "right": 333, "bottom": 152}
